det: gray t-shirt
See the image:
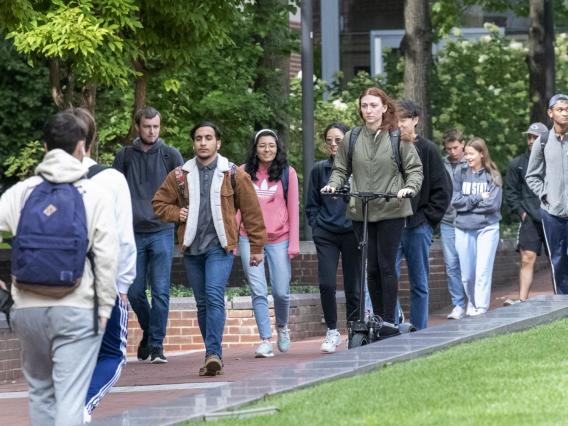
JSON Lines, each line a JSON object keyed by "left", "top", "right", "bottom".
{"left": 188, "top": 157, "right": 221, "bottom": 255}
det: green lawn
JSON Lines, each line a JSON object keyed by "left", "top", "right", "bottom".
{"left": 192, "top": 319, "right": 568, "bottom": 426}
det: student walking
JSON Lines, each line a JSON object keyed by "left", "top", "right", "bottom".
{"left": 526, "top": 94, "right": 568, "bottom": 295}
{"left": 0, "top": 111, "right": 118, "bottom": 425}
{"left": 153, "top": 121, "right": 265, "bottom": 376}
{"left": 453, "top": 138, "right": 502, "bottom": 316}
{"left": 238, "top": 129, "right": 300, "bottom": 358}
{"left": 504, "top": 122, "right": 548, "bottom": 304}
{"left": 69, "top": 108, "right": 137, "bottom": 422}
{"left": 306, "top": 123, "right": 360, "bottom": 353}
{"left": 113, "top": 107, "right": 183, "bottom": 363}
{"left": 441, "top": 129, "right": 468, "bottom": 319}
{"left": 322, "top": 87, "right": 423, "bottom": 339}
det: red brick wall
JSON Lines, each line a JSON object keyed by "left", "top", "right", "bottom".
{"left": 0, "top": 241, "right": 552, "bottom": 378}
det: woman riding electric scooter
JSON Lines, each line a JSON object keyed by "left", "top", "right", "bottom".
{"left": 321, "top": 86, "right": 423, "bottom": 341}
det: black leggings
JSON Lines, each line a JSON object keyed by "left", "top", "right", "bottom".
{"left": 313, "top": 227, "right": 361, "bottom": 329}
{"left": 353, "top": 218, "right": 404, "bottom": 324}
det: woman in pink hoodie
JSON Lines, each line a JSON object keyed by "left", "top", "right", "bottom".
{"left": 238, "top": 129, "right": 300, "bottom": 358}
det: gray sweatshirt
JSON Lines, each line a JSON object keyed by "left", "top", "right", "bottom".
{"left": 525, "top": 130, "right": 568, "bottom": 218}
{"left": 452, "top": 165, "right": 502, "bottom": 230}
{"left": 441, "top": 156, "right": 467, "bottom": 226}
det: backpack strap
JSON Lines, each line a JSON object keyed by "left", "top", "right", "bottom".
{"left": 229, "top": 163, "right": 237, "bottom": 191}
{"left": 347, "top": 127, "right": 362, "bottom": 177}
{"left": 173, "top": 166, "right": 186, "bottom": 206}
{"left": 87, "top": 164, "right": 109, "bottom": 179}
{"left": 280, "top": 165, "right": 289, "bottom": 205}
{"left": 389, "top": 129, "right": 404, "bottom": 175}
{"left": 122, "top": 146, "right": 134, "bottom": 175}
{"left": 348, "top": 127, "right": 403, "bottom": 175}
{"left": 160, "top": 145, "right": 180, "bottom": 173}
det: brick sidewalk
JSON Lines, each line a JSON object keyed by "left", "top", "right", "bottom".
{"left": 0, "top": 267, "right": 554, "bottom": 425}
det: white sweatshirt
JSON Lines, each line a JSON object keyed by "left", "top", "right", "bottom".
{"left": 83, "top": 157, "right": 136, "bottom": 295}
{"left": 0, "top": 149, "right": 118, "bottom": 318}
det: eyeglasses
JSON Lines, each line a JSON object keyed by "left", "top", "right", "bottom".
{"left": 325, "top": 138, "right": 343, "bottom": 146}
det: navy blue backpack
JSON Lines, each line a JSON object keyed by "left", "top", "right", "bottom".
{"left": 11, "top": 180, "right": 89, "bottom": 298}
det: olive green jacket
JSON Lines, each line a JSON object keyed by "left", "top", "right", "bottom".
{"left": 327, "top": 126, "right": 423, "bottom": 222}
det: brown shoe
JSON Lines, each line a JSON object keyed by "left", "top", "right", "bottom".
{"left": 201, "top": 354, "right": 223, "bottom": 376}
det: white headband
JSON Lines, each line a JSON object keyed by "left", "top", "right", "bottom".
{"left": 254, "top": 128, "right": 278, "bottom": 143}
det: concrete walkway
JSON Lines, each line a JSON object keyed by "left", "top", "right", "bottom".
{"left": 0, "top": 268, "right": 558, "bottom": 425}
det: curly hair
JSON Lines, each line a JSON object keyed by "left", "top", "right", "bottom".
{"left": 244, "top": 129, "right": 288, "bottom": 182}
{"left": 358, "top": 87, "right": 398, "bottom": 132}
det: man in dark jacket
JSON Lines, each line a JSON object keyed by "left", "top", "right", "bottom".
{"left": 504, "top": 122, "right": 548, "bottom": 304}
{"left": 113, "top": 107, "right": 184, "bottom": 363}
{"left": 396, "top": 100, "right": 452, "bottom": 329}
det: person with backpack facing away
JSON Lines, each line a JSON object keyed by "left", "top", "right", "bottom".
{"left": 0, "top": 111, "right": 118, "bottom": 425}
{"left": 113, "top": 106, "right": 184, "bottom": 363}
{"left": 526, "top": 94, "right": 568, "bottom": 295}
{"left": 452, "top": 137, "right": 503, "bottom": 316}
{"left": 322, "top": 87, "right": 423, "bottom": 339}
{"left": 394, "top": 100, "right": 451, "bottom": 330}
{"left": 237, "top": 129, "right": 300, "bottom": 358}
{"left": 69, "top": 108, "right": 136, "bottom": 422}
{"left": 503, "top": 122, "right": 548, "bottom": 306}
{"left": 153, "top": 121, "right": 266, "bottom": 376}
{"left": 306, "top": 123, "right": 360, "bottom": 353}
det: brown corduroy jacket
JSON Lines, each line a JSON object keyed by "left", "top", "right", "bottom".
{"left": 153, "top": 155, "right": 266, "bottom": 254}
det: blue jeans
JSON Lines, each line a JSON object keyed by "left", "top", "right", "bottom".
{"left": 455, "top": 223, "right": 500, "bottom": 311}
{"left": 396, "top": 223, "right": 433, "bottom": 330}
{"left": 128, "top": 228, "right": 174, "bottom": 349}
{"left": 184, "top": 247, "right": 234, "bottom": 358}
{"left": 440, "top": 223, "right": 465, "bottom": 309}
{"left": 239, "top": 237, "right": 291, "bottom": 339}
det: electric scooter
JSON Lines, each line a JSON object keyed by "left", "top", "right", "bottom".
{"left": 326, "top": 189, "right": 412, "bottom": 349}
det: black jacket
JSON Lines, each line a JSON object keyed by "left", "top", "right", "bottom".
{"left": 113, "top": 138, "right": 184, "bottom": 233}
{"left": 406, "top": 136, "right": 452, "bottom": 229}
{"left": 305, "top": 158, "right": 353, "bottom": 234}
{"left": 504, "top": 151, "right": 541, "bottom": 222}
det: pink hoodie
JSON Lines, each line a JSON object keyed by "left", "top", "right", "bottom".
{"left": 238, "top": 164, "right": 300, "bottom": 258}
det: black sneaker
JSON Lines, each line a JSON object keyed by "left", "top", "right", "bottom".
{"left": 137, "top": 336, "right": 151, "bottom": 361}
{"left": 150, "top": 347, "right": 168, "bottom": 364}
{"left": 377, "top": 322, "right": 401, "bottom": 340}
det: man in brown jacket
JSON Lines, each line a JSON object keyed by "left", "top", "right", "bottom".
{"left": 153, "top": 121, "right": 266, "bottom": 376}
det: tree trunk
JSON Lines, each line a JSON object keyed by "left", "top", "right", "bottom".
{"left": 402, "top": 0, "right": 433, "bottom": 138}
{"left": 49, "top": 59, "right": 66, "bottom": 110}
{"left": 81, "top": 83, "right": 99, "bottom": 159}
{"left": 126, "top": 59, "right": 149, "bottom": 143}
{"left": 252, "top": 0, "right": 290, "bottom": 143}
{"left": 528, "top": 0, "right": 555, "bottom": 124}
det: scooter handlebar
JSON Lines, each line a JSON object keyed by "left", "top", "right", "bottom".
{"left": 322, "top": 188, "right": 412, "bottom": 201}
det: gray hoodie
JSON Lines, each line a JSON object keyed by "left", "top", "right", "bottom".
{"left": 442, "top": 156, "right": 467, "bottom": 226}
{"left": 452, "top": 165, "right": 502, "bottom": 230}
{"left": 525, "top": 130, "right": 568, "bottom": 218}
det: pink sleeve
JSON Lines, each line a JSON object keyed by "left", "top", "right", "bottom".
{"left": 287, "top": 166, "right": 300, "bottom": 258}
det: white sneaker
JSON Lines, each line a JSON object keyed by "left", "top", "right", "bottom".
{"left": 468, "top": 307, "right": 487, "bottom": 317}
{"left": 254, "top": 339, "right": 274, "bottom": 358}
{"left": 447, "top": 305, "right": 465, "bottom": 320}
{"left": 277, "top": 326, "right": 291, "bottom": 353}
{"left": 320, "top": 329, "right": 341, "bottom": 353}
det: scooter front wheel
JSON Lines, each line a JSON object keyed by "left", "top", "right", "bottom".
{"left": 348, "top": 332, "right": 369, "bottom": 349}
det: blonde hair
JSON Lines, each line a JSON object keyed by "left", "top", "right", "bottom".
{"left": 466, "top": 137, "right": 502, "bottom": 186}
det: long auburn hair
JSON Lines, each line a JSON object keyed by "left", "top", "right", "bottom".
{"left": 466, "top": 137, "right": 502, "bottom": 186}
{"left": 244, "top": 129, "right": 288, "bottom": 182}
{"left": 358, "top": 87, "right": 398, "bottom": 132}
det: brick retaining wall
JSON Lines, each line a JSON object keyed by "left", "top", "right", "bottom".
{"left": 0, "top": 240, "right": 550, "bottom": 381}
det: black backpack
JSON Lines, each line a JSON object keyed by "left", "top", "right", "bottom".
{"left": 347, "top": 127, "right": 403, "bottom": 177}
